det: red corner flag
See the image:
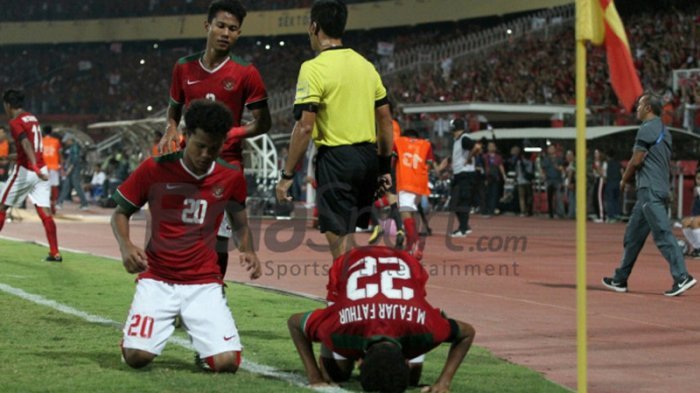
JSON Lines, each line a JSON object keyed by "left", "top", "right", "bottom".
{"left": 577, "top": 0, "right": 643, "bottom": 112}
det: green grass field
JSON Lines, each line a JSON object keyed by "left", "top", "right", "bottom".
{"left": 0, "top": 239, "right": 570, "bottom": 393}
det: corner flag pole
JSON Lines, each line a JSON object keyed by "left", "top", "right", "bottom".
{"left": 575, "top": 38, "right": 588, "bottom": 393}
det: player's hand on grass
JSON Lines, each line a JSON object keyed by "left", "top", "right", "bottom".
{"left": 159, "top": 124, "right": 180, "bottom": 155}
{"left": 120, "top": 244, "right": 148, "bottom": 274}
{"left": 240, "top": 252, "right": 261, "bottom": 280}
{"left": 275, "top": 179, "right": 293, "bottom": 203}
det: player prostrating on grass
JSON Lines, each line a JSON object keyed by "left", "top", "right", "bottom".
{"left": 0, "top": 89, "right": 61, "bottom": 262}
{"left": 160, "top": 0, "right": 271, "bottom": 279}
{"left": 112, "top": 100, "right": 261, "bottom": 372}
{"left": 288, "top": 246, "right": 475, "bottom": 392}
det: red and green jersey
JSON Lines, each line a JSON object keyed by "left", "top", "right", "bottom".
{"left": 114, "top": 151, "right": 246, "bottom": 284}
{"left": 303, "top": 246, "right": 456, "bottom": 359}
{"left": 169, "top": 52, "right": 268, "bottom": 164}
{"left": 9, "top": 111, "right": 45, "bottom": 169}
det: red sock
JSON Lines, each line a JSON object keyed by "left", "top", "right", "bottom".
{"left": 403, "top": 217, "right": 417, "bottom": 251}
{"left": 36, "top": 206, "right": 59, "bottom": 256}
{"left": 0, "top": 210, "right": 6, "bottom": 232}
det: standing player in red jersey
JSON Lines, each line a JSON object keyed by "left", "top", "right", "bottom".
{"left": 0, "top": 89, "right": 62, "bottom": 262}
{"left": 159, "top": 0, "right": 271, "bottom": 277}
{"left": 112, "top": 100, "right": 262, "bottom": 372}
{"left": 288, "top": 246, "right": 475, "bottom": 392}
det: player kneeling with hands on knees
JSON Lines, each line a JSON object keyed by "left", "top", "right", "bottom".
{"left": 111, "top": 99, "right": 261, "bottom": 372}
{"left": 288, "top": 246, "right": 475, "bottom": 392}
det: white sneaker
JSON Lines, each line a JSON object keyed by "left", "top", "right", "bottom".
{"left": 450, "top": 230, "right": 468, "bottom": 238}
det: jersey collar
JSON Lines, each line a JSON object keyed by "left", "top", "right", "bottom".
{"left": 199, "top": 55, "right": 230, "bottom": 74}
{"left": 179, "top": 158, "right": 216, "bottom": 180}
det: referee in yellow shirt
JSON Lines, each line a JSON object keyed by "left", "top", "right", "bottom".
{"left": 276, "top": 0, "right": 393, "bottom": 259}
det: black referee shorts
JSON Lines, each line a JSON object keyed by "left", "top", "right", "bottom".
{"left": 316, "top": 142, "right": 378, "bottom": 236}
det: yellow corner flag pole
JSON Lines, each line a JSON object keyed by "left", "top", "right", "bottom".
{"left": 575, "top": 38, "right": 588, "bottom": 393}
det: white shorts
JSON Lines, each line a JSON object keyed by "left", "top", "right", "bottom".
{"left": 48, "top": 169, "right": 60, "bottom": 187}
{"left": 0, "top": 165, "right": 50, "bottom": 208}
{"left": 398, "top": 191, "right": 419, "bottom": 212}
{"left": 122, "top": 279, "right": 242, "bottom": 358}
{"left": 217, "top": 213, "right": 232, "bottom": 238}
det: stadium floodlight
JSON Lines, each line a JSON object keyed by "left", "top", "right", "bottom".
{"left": 265, "top": 44, "right": 271, "bottom": 50}
{"left": 279, "top": 41, "right": 285, "bottom": 46}
{"left": 139, "top": 59, "right": 145, "bottom": 65}
{"left": 524, "top": 147, "right": 542, "bottom": 153}
{"left": 507, "top": 29, "right": 513, "bottom": 35}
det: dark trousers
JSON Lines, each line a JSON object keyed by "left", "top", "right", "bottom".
{"left": 606, "top": 184, "right": 621, "bottom": 219}
{"left": 450, "top": 172, "right": 476, "bottom": 231}
{"left": 546, "top": 183, "right": 560, "bottom": 218}
{"left": 614, "top": 188, "right": 689, "bottom": 282}
{"left": 484, "top": 178, "right": 499, "bottom": 215}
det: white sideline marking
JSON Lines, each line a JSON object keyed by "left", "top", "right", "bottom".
{"left": 0, "top": 283, "right": 349, "bottom": 393}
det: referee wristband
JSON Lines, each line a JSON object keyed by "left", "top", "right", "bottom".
{"left": 378, "top": 155, "right": 392, "bottom": 175}
{"left": 281, "top": 170, "right": 295, "bottom": 180}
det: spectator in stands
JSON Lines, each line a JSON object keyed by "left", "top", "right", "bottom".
{"left": 481, "top": 140, "right": 506, "bottom": 216}
{"left": 57, "top": 134, "right": 89, "bottom": 210}
{"left": 42, "top": 126, "right": 62, "bottom": 214}
{"left": 540, "top": 145, "right": 564, "bottom": 219}
{"left": 0, "top": 126, "right": 9, "bottom": 161}
{"left": 564, "top": 150, "right": 576, "bottom": 219}
{"left": 605, "top": 151, "right": 623, "bottom": 223}
{"left": 86, "top": 164, "right": 106, "bottom": 202}
{"left": 591, "top": 149, "right": 607, "bottom": 223}
{"left": 507, "top": 145, "right": 533, "bottom": 217}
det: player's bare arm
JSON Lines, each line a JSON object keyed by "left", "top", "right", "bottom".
{"left": 20, "top": 137, "right": 48, "bottom": 181}
{"left": 161, "top": 103, "right": 183, "bottom": 154}
{"left": 620, "top": 149, "right": 646, "bottom": 191}
{"left": 376, "top": 103, "right": 394, "bottom": 191}
{"left": 287, "top": 312, "right": 334, "bottom": 387}
{"left": 275, "top": 111, "right": 314, "bottom": 202}
{"left": 229, "top": 105, "right": 271, "bottom": 139}
{"left": 111, "top": 205, "right": 148, "bottom": 274}
{"left": 422, "top": 319, "right": 475, "bottom": 393}
{"left": 227, "top": 205, "right": 261, "bottom": 279}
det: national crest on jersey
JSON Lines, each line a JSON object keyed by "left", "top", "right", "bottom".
{"left": 114, "top": 152, "right": 247, "bottom": 284}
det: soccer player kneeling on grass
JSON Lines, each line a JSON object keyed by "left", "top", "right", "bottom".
{"left": 111, "top": 100, "right": 261, "bottom": 372}
{"left": 288, "top": 246, "right": 475, "bottom": 392}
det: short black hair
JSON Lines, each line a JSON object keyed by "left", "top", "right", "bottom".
{"left": 450, "top": 118, "right": 465, "bottom": 132}
{"left": 403, "top": 129, "right": 419, "bottom": 138}
{"left": 3, "top": 89, "right": 24, "bottom": 108}
{"left": 359, "top": 341, "right": 409, "bottom": 393}
{"left": 310, "top": 0, "right": 347, "bottom": 39}
{"left": 208, "top": 0, "right": 247, "bottom": 24}
{"left": 43, "top": 125, "right": 53, "bottom": 135}
{"left": 184, "top": 100, "right": 233, "bottom": 139}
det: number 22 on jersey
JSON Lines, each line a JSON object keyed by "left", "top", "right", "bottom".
{"left": 347, "top": 256, "right": 415, "bottom": 301}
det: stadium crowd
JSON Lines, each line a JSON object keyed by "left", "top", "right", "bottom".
{"left": 0, "top": 0, "right": 376, "bottom": 21}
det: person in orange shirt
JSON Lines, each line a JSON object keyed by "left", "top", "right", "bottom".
{"left": 394, "top": 129, "right": 438, "bottom": 259}
{"left": 42, "top": 126, "right": 62, "bottom": 214}
{"left": 0, "top": 125, "right": 10, "bottom": 159}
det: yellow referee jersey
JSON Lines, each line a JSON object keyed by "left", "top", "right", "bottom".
{"left": 294, "top": 47, "right": 387, "bottom": 147}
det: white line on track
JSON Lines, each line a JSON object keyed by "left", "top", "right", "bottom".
{"left": 0, "top": 283, "right": 349, "bottom": 393}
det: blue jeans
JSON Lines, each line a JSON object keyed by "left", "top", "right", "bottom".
{"left": 614, "top": 188, "right": 689, "bottom": 282}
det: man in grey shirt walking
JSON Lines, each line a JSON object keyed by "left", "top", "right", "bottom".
{"left": 602, "top": 92, "right": 696, "bottom": 296}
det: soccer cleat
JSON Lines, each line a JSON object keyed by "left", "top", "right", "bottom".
{"left": 601, "top": 277, "right": 628, "bottom": 293}
{"left": 45, "top": 254, "right": 63, "bottom": 263}
{"left": 395, "top": 230, "right": 405, "bottom": 250}
{"left": 368, "top": 226, "right": 384, "bottom": 245}
{"left": 664, "top": 275, "right": 697, "bottom": 297}
{"left": 194, "top": 354, "right": 212, "bottom": 371}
